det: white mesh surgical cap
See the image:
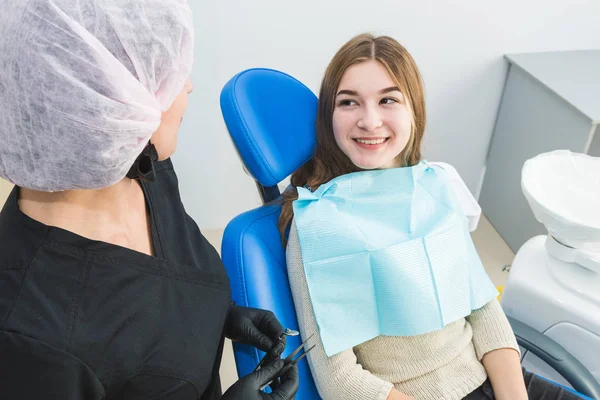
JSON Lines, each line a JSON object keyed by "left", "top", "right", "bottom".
{"left": 0, "top": 0, "right": 194, "bottom": 191}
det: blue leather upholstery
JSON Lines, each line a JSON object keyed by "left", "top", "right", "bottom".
{"left": 219, "top": 68, "right": 594, "bottom": 400}
{"left": 221, "top": 204, "right": 319, "bottom": 399}
{"left": 220, "top": 69, "right": 320, "bottom": 399}
{"left": 220, "top": 68, "right": 317, "bottom": 187}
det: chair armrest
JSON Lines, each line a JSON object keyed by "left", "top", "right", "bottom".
{"left": 507, "top": 316, "right": 600, "bottom": 399}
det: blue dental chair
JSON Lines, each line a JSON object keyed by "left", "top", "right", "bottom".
{"left": 219, "top": 68, "right": 600, "bottom": 400}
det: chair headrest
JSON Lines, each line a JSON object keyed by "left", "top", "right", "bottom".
{"left": 220, "top": 68, "right": 318, "bottom": 187}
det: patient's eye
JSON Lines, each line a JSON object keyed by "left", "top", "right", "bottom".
{"left": 338, "top": 99, "right": 357, "bottom": 107}
{"left": 380, "top": 97, "right": 398, "bottom": 105}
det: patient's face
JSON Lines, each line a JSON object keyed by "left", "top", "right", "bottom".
{"left": 151, "top": 78, "right": 194, "bottom": 161}
{"left": 332, "top": 60, "right": 413, "bottom": 170}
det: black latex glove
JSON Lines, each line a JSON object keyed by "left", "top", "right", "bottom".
{"left": 221, "top": 359, "right": 299, "bottom": 400}
{"left": 224, "top": 304, "right": 286, "bottom": 358}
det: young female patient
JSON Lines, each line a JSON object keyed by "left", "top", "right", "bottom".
{"left": 278, "top": 33, "right": 582, "bottom": 400}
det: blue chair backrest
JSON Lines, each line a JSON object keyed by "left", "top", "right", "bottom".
{"left": 219, "top": 68, "right": 320, "bottom": 399}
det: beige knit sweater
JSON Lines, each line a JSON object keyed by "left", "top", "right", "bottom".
{"left": 286, "top": 221, "right": 520, "bottom": 400}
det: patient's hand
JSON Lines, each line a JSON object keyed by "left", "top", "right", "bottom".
{"left": 387, "top": 387, "right": 415, "bottom": 400}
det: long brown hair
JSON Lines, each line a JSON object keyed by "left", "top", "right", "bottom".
{"left": 278, "top": 33, "right": 427, "bottom": 244}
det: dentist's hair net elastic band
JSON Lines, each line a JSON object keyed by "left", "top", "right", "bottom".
{"left": 0, "top": 0, "right": 194, "bottom": 191}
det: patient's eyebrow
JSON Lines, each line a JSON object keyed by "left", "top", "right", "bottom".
{"left": 336, "top": 86, "right": 401, "bottom": 97}
{"left": 380, "top": 86, "right": 401, "bottom": 94}
{"left": 336, "top": 89, "right": 358, "bottom": 97}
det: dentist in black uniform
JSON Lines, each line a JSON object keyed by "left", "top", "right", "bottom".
{"left": 0, "top": 0, "right": 298, "bottom": 398}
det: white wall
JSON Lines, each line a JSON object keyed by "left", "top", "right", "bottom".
{"left": 175, "top": 0, "right": 600, "bottom": 230}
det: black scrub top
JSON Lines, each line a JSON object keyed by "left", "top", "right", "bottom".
{"left": 0, "top": 159, "right": 232, "bottom": 399}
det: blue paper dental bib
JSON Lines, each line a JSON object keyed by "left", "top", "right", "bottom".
{"left": 292, "top": 161, "right": 498, "bottom": 357}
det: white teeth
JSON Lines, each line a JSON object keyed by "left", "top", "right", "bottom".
{"left": 356, "top": 138, "right": 386, "bottom": 145}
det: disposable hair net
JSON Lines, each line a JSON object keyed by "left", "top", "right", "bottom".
{"left": 0, "top": 0, "right": 194, "bottom": 191}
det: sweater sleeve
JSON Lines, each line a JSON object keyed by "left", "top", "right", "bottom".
{"left": 286, "top": 221, "right": 394, "bottom": 400}
{"left": 466, "top": 298, "right": 521, "bottom": 360}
